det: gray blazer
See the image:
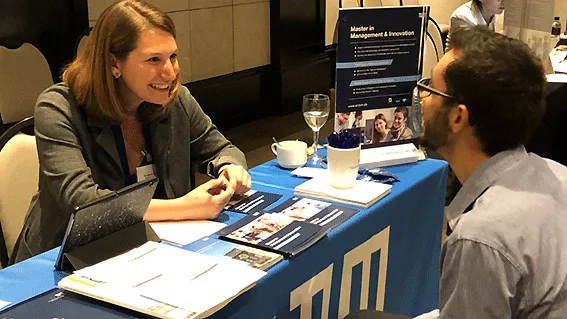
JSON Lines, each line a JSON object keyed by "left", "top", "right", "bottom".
{"left": 11, "top": 84, "right": 247, "bottom": 263}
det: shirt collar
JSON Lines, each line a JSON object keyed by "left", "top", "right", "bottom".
{"left": 471, "top": 1, "right": 495, "bottom": 27}
{"left": 446, "top": 145, "right": 528, "bottom": 229}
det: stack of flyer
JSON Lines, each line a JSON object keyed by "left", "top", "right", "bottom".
{"left": 359, "top": 143, "right": 424, "bottom": 168}
{"left": 294, "top": 177, "right": 392, "bottom": 208}
{"left": 58, "top": 241, "right": 265, "bottom": 319}
{"left": 218, "top": 197, "right": 359, "bottom": 258}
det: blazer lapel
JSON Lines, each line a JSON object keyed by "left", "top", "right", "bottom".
{"left": 87, "top": 116, "right": 122, "bottom": 175}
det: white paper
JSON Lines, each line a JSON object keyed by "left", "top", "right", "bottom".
{"left": 295, "top": 176, "right": 392, "bottom": 208}
{"left": 359, "top": 143, "right": 420, "bottom": 168}
{"left": 547, "top": 73, "right": 567, "bottom": 82}
{"left": 549, "top": 46, "right": 567, "bottom": 74}
{"left": 60, "top": 242, "right": 265, "bottom": 319}
{"left": 0, "top": 299, "right": 10, "bottom": 310}
{"left": 291, "top": 167, "right": 327, "bottom": 178}
{"left": 150, "top": 220, "right": 227, "bottom": 246}
{"left": 75, "top": 242, "right": 218, "bottom": 287}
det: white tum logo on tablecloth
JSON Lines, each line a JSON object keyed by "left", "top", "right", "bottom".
{"left": 289, "top": 226, "right": 390, "bottom": 319}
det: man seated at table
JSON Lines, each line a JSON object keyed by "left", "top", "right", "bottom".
{"left": 347, "top": 26, "right": 567, "bottom": 318}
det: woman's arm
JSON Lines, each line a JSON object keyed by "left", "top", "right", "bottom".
{"left": 35, "top": 85, "right": 113, "bottom": 213}
{"left": 144, "top": 176, "right": 234, "bottom": 221}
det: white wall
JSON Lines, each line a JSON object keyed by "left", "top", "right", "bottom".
{"left": 556, "top": 1, "right": 567, "bottom": 26}
{"left": 88, "top": 0, "right": 270, "bottom": 83}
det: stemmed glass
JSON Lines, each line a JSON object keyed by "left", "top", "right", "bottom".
{"left": 302, "top": 94, "right": 330, "bottom": 164}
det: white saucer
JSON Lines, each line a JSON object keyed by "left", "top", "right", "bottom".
{"left": 278, "top": 162, "right": 305, "bottom": 169}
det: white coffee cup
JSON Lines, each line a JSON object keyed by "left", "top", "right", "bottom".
{"left": 271, "top": 140, "right": 307, "bottom": 169}
{"left": 327, "top": 145, "right": 361, "bottom": 189}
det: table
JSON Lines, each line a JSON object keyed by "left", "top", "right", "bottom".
{"left": 0, "top": 158, "right": 448, "bottom": 318}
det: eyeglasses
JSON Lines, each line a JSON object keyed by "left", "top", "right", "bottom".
{"left": 416, "top": 78, "right": 457, "bottom": 101}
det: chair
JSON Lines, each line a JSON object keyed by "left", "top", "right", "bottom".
{"left": 0, "top": 42, "right": 53, "bottom": 130}
{"left": 0, "top": 117, "right": 38, "bottom": 268}
{"left": 73, "top": 27, "right": 93, "bottom": 59}
{"left": 427, "top": 17, "right": 444, "bottom": 60}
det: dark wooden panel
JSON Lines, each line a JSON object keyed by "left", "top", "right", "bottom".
{"left": 0, "top": 0, "right": 88, "bottom": 81}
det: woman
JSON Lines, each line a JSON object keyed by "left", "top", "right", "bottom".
{"left": 11, "top": 0, "right": 251, "bottom": 263}
{"left": 448, "top": 0, "right": 504, "bottom": 49}
{"left": 371, "top": 113, "right": 389, "bottom": 143}
{"left": 386, "top": 107, "right": 413, "bottom": 141}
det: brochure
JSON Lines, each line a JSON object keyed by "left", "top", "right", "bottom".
{"left": 224, "top": 190, "right": 283, "bottom": 214}
{"left": 268, "top": 197, "right": 359, "bottom": 230}
{"left": 218, "top": 212, "right": 328, "bottom": 258}
{"left": 185, "top": 236, "right": 283, "bottom": 270}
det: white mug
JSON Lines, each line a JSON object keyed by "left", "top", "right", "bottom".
{"left": 271, "top": 140, "right": 307, "bottom": 169}
{"left": 327, "top": 145, "right": 361, "bottom": 189}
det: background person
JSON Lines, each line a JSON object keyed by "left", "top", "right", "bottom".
{"left": 386, "top": 107, "right": 413, "bottom": 141}
{"left": 371, "top": 113, "right": 389, "bottom": 143}
{"left": 11, "top": 0, "right": 251, "bottom": 264}
{"left": 447, "top": 0, "right": 504, "bottom": 50}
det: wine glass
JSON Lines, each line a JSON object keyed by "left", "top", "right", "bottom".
{"left": 302, "top": 94, "right": 330, "bottom": 164}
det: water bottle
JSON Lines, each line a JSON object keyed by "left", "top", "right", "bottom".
{"left": 552, "top": 17, "right": 561, "bottom": 36}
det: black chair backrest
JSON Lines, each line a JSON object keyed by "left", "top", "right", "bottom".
{"left": 0, "top": 117, "right": 34, "bottom": 152}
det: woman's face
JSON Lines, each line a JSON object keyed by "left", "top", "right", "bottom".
{"left": 375, "top": 118, "right": 387, "bottom": 133}
{"left": 392, "top": 112, "right": 406, "bottom": 129}
{"left": 482, "top": 0, "right": 504, "bottom": 16}
{"left": 113, "top": 27, "right": 179, "bottom": 110}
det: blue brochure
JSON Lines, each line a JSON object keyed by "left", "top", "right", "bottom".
{"left": 268, "top": 196, "right": 359, "bottom": 231}
{"left": 224, "top": 190, "right": 283, "bottom": 214}
{"left": 185, "top": 236, "right": 283, "bottom": 270}
{"left": 218, "top": 211, "right": 328, "bottom": 259}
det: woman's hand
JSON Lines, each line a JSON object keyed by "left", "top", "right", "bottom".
{"left": 219, "top": 164, "right": 251, "bottom": 195}
{"left": 144, "top": 176, "right": 234, "bottom": 221}
{"left": 183, "top": 177, "right": 235, "bottom": 218}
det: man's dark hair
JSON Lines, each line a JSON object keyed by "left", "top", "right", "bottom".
{"left": 445, "top": 26, "right": 545, "bottom": 155}
{"left": 394, "top": 106, "right": 409, "bottom": 119}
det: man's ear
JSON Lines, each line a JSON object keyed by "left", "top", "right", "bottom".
{"left": 448, "top": 104, "right": 470, "bottom": 133}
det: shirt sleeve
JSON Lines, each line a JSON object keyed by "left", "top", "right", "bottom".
{"left": 438, "top": 239, "right": 523, "bottom": 319}
{"left": 178, "top": 87, "right": 247, "bottom": 177}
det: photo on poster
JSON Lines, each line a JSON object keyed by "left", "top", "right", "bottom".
{"left": 334, "top": 105, "right": 421, "bottom": 146}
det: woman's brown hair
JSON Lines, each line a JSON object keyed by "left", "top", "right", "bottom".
{"left": 62, "top": 0, "right": 180, "bottom": 122}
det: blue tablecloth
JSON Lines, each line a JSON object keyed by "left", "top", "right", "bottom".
{"left": 0, "top": 158, "right": 448, "bottom": 318}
